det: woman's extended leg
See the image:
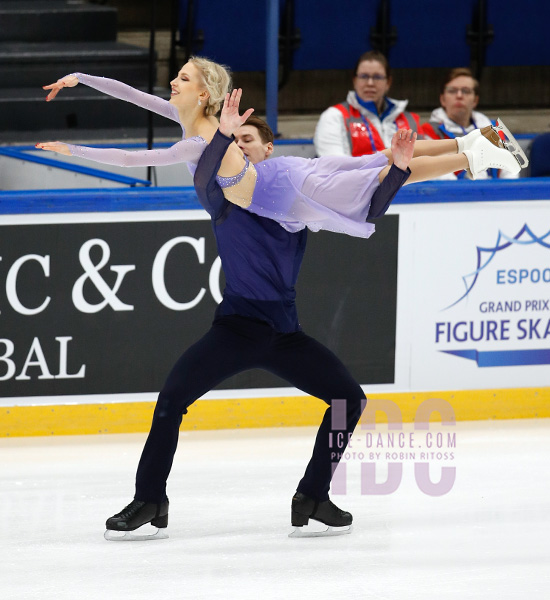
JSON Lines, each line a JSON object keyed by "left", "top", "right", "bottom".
{"left": 405, "top": 153, "right": 469, "bottom": 184}
{"left": 412, "top": 138, "right": 458, "bottom": 157}
{"left": 381, "top": 135, "right": 457, "bottom": 163}
{"left": 378, "top": 127, "right": 522, "bottom": 184}
{"left": 379, "top": 151, "right": 468, "bottom": 185}
{"left": 379, "top": 129, "right": 468, "bottom": 183}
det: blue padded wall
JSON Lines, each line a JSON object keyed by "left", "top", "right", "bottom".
{"left": 387, "top": 0, "right": 476, "bottom": 68}
{"left": 486, "top": 0, "right": 550, "bottom": 66}
{"left": 178, "top": 0, "right": 549, "bottom": 72}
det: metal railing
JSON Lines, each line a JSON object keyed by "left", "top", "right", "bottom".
{"left": 0, "top": 146, "right": 151, "bottom": 188}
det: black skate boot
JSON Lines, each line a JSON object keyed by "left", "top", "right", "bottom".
{"left": 104, "top": 499, "right": 169, "bottom": 541}
{"left": 289, "top": 492, "right": 353, "bottom": 538}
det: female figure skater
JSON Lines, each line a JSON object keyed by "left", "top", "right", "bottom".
{"left": 37, "top": 59, "right": 525, "bottom": 240}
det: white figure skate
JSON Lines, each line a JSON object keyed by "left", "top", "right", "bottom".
{"left": 493, "top": 117, "right": 529, "bottom": 169}
{"left": 464, "top": 134, "right": 521, "bottom": 179}
{"left": 456, "top": 125, "right": 497, "bottom": 153}
{"left": 459, "top": 118, "right": 528, "bottom": 179}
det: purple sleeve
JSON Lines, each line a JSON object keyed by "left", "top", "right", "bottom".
{"left": 194, "top": 130, "right": 235, "bottom": 218}
{"left": 66, "top": 138, "right": 206, "bottom": 168}
{"left": 71, "top": 73, "right": 181, "bottom": 127}
{"left": 367, "top": 164, "right": 410, "bottom": 219}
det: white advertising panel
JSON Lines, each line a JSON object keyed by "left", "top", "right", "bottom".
{"left": 405, "top": 202, "right": 550, "bottom": 390}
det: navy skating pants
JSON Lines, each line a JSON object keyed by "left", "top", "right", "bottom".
{"left": 135, "top": 315, "right": 366, "bottom": 503}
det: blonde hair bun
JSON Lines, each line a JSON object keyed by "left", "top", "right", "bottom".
{"left": 189, "top": 56, "right": 232, "bottom": 116}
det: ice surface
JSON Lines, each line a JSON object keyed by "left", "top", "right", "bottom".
{"left": 2, "top": 420, "right": 549, "bottom": 600}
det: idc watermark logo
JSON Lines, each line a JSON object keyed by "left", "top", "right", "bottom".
{"left": 330, "top": 398, "right": 456, "bottom": 497}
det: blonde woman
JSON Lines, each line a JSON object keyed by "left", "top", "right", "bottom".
{"left": 38, "top": 57, "right": 250, "bottom": 185}
{"left": 38, "top": 59, "right": 525, "bottom": 240}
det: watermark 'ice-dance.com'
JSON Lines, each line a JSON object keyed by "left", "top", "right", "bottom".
{"left": 330, "top": 398, "right": 456, "bottom": 497}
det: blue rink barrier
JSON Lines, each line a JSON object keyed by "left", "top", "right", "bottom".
{"left": 0, "top": 187, "right": 201, "bottom": 214}
{"left": 0, "top": 178, "right": 549, "bottom": 215}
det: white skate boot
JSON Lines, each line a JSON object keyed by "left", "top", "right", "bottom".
{"left": 463, "top": 133, "right": 522, "bottom": 179}
{"left": 459, "top": 118, "right": 528, "bottom": 179}
{"left": 456, "top": 125, "right": 498, "bottom": 153}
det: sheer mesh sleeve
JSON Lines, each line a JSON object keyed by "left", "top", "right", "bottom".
{"left": 67, "top": 138, "right": 207, "bottom": 168}
{"left": 71, "top": 73, "right": 181, "bottom": 127}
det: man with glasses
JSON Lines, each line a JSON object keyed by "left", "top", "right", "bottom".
{"left": 423, "top": 67, "right": 518, "bottom": 179}
{"left": 314, "top": 50, "right": 421, "bottom": 157}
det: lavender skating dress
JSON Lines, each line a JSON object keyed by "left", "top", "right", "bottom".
{"left": 221, "top": 154, "right": 386, "bottom": 238}
{"left": 66, "top": 74, "right": 387, "bottom": 238}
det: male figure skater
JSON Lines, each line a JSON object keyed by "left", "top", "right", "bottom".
{"left": 105, "top": 97, "right": 412, "bottom": 539}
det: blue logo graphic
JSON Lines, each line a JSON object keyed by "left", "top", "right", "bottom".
{"left": 445, "top": 224, "right": 550, "bottom": 310}
{"left": 441, "top": 224, "right": 550, "bottom": 367}
{"left": 441, "top": 348, "right": 550, "bottom": 367}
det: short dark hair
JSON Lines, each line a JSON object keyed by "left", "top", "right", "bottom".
{"left": 440, "top": 67, "right": 480, "bottom": 95}
{"left": 353, "top": 50, "right": 390, "bottom": 79}
{"left": 243, "top": 115, "right": 274, "bottom": 145}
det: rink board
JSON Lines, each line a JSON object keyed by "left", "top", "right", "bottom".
{"left": 1, "top": 181, "right": 549, "bottom": 435}
{"left": 2, "top": 387, "right": 550, "bottom": 437}
{"left": 0, "top": 209, "right": 398, "bottom": 396}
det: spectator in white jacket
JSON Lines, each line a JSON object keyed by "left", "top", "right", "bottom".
{"left": 314, "top": 50, "right": 421, "bottom": 157}
{"left": 422, "top": 67, "right": 519, "bottom": 179}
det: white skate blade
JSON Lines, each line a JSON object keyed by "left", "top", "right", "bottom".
{"left": 495, "top": 118, "right": 529, "bottom": 168}
{"left": 104, "top": 524, "right": 169, "bottom": 542}
{"left": 288, "top": 524, "right": 353, "bottom": 538}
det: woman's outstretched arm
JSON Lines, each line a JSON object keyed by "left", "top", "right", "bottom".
{"left": 35, "top": 89, "right": 255, "bottom": 170}
{"left": 43, "top": 73, "right": 181, "bottom": 126}
{"left": 36, "top": 138, "right": 206, "bottom": 167}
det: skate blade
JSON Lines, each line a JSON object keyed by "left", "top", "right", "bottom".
{"left": 494, "top": 118, "right": 529, "bottom": 168}
{"left": 104, "top": 525, "right": 169, "bottom": 542}
{"left": 288, "top": 524, "right": 353, "bottom": 538}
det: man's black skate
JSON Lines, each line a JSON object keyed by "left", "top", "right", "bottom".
{"left": 289, "top": 492, "right": 353, "bottom": 538}
{"left": 104, "top": 499, "right": 169, "bottom": 541}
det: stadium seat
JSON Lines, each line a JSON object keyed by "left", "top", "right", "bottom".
{"left": 388, "top": 0, "right": 476, "bottom": 68}
{"left": 486, "top": 1, "right": 550, "bottom": 66}
{"left": 529, "top": 133, "right": 550, "bottom": 178}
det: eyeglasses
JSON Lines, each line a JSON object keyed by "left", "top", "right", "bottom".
{"left": 445, "top": 87, "right": 476, "bottom": 96}
{"left": 355, "top": 74, "right": 387, "bottom": 82}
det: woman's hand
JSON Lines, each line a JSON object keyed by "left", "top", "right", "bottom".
{"left": 391, "top": 128, "right": 417, "bottom": 170}
{"left": 219, "top": 88, "right": 254, "bottom": 137}
{"left": 35, "top": 142, "right": 72, "bottom": 156}
{"left": 43, "top": 75, "right": 79, "bottom": 102}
